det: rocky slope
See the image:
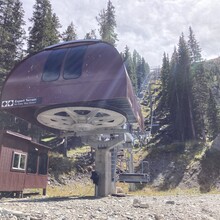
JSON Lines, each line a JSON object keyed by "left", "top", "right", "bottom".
{"left": 137, "top": 141, "right": 220, "bottom": 193}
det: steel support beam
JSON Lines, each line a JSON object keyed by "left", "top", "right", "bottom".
{"left": 82, "top": 134, "right": 126, "bottom": 197}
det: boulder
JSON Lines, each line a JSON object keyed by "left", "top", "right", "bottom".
{"left": 211, "top": 134, "right": 220, "bottom": 151}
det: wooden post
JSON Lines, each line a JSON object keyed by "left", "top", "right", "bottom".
{"left": 43, "top": 188, "right": 46, "bottom": 196}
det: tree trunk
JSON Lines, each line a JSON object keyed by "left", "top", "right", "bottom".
{"left": 188, "top": 96, "right": 196, "bottom": 140}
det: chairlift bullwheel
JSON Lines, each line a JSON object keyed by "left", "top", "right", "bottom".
{"left": 36, "top": 106, "right": 127, "bottom": 132}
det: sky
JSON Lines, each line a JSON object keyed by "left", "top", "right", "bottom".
{"left": 21, "top": 0, "right": 220, "bottom": 67}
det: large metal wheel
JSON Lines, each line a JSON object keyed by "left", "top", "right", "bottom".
{"left": 36, "top": 106, "right": 126, "bottom": 132}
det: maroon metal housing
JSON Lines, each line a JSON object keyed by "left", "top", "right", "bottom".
{"left": 0, "top": 40, "right": 144, "bottom": 132}
{"left": 0, "top": 130, "right": 49, "bottom": 194}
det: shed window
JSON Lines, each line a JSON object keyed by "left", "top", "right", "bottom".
{"left": 63, "top": 46, "right": 87, "bottom": 79}
{"left": 42, "top": 48, "right": 66, "bottom": 81}
{"left": 12, "top": 152, "right": 27, "bottom": 171}
{"left": 27, "top": 151, "right": 38, "bottom": 174}
{"left": 38, "top": 153, "right": 48, "bottom": 175}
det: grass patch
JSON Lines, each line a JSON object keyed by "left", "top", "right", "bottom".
{"left": 116, "top": 183, "right": 220, "bottom": 196}
{"left": 67, "top": 146, "right": 91, "bottom": 157}
{"left": 131, "top": 187, "right": 201, "bottom": 196}
{"left": 24, "top": 184, "right": 220, "bottom": 198}
{"left": 132, "top": 148, "right": 149, "bottom": 164}
{"left": 141, "top": 106, "right": 150, "bottom": 118}
{"left": 47, "top": 182, "right": 94, "bottom": 197}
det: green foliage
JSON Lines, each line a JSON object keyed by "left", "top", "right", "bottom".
{"left": 188, "top": 26, "right": 202, "bottom": 63}
{"left": 158, "top": 27, "right": 220, "bottom": 143}
{"left": 96, "top": 0, "right": 118, "bottom": 46}
{"left": 191, "top": 63, "right": 209, "bottom": 140}
{"left": 173, "top": 33, "right": 195, "bottom": 141}
{"left": 207, "top": 90, "right": 220, "bottom": 139}
{"left": 160, "top": 52, "right": 170, "bottom": 110}
{"left": 62, "top": 22, "right": 77, "bottom": 41}
{"left": 84, "top": 29, "right": 96, "bottom": 39}
{"left": 0, "top": 0, "right": 29, "bottom": 137}
{"left": 0, "top": 0, "right": 25, "bottom": 84}
{"left": 121, "top": 46, "right": 150, "bottom": 94}
{"left": 27, "top": 0, "right": 61, "bottom": 54}
{"left": 122, "top": 46, "right": 137, "bottom": 90}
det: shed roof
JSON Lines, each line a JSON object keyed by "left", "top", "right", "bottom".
{"left": 2, "top": 130, "right": 50, "bottom": 149}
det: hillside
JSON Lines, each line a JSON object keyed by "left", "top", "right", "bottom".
{"left": 135, "top": 57, "right": 220, "bottom": 192}
{"left": 45, "top": 57, "right": 220, "bottom": 196}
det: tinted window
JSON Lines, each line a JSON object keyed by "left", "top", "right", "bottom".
{"left": 42, "top": 49, "right": 66, "bottom": 81}
{"left": 27, "top": 151, "right": 38, "bottom": 174}
{"left": 63, "top": 46, "right": 87, "bottom": 79}
{"left": 38, "top": 153, "right": 48, "bottom": 175}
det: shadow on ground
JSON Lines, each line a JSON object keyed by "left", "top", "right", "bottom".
{"left": 3, "top": 195, "right": 101, "bottom": 203}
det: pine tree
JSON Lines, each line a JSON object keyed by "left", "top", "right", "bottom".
{"left": 141, "top": 57, "right": 150, "bottom": 83}
{"left": 160, "top": 52, "right": 170, "bottom": 110}
{"left": 188, "top": 26, "right": 202, "bottom": 63}
{"left": 168, "top": 47, "right": 180, "bottom": 140}
{"left": 160, "top": 31, "right": 209, "bottom": 142}
{"left": 207, "top": 89, "right": 220, "bottom": 140}
{"left": 96, "top": 0, "right": 118, "bottom": 46}
{"left": 0, "top": 0, "right": 27, "bottom": 134}
{"left": 62, "top": 22, "right": 77, "bottom": 41}
{"left": 136, "top": 56, "right": 149, "bottom": 93}
{"left": 132, "top": 49, "right": 138, "bottom": 70}
{"left": 122, "top": 45, "right": 137, "bottom": 91}
{"left": 0, "top": 0, "right": 25, "bottom": 86}
{"left": 132, "top": 50, "right": 139, "bottom": 92}
{"left": 177, "top": 33, "right": 195, "bottom": 141}
{"left": 84, "top": 29, "right": 96, "bottom": 39}
{"left": 168, "top": 34, "right": 196, "bottom": 141}
{"left": 191, "top": 63, "right": 208, "bottom": 140}
{"left": 28, "top": 0, "right": 61, "bottom": 54}
{"left": 136, "top": 53, "right": 143, "bottom": 92}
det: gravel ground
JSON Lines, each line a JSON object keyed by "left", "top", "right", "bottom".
{"left": 0, "top": 194, "right": 220, "bottom": 220}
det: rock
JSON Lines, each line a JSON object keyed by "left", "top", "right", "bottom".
{"left": 30, "top": 217, "right": 43, "bottom": 220}
{"left": 166, "top": 200, "right": 175, "bottom": 205}
{"left": 133, "top": 199, "right": 149, "bottom": 208}
{"left": 133, "top": 198, "right": 141, "bottom": 207}
{"left": 211, "top": 134, "right": 220, "bottom": 151}
{"left": 139, "top": 203, "right": 149, "bottom": 208}
{"left": 116, "top": 187, "right": 124, "bottom": 194}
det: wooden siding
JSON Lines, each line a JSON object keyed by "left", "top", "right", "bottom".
{"left": 0, "top": 131, "right": 49, "bottom": 192}
{"left": 24, "top": 174, "right": 47, "bottom": 188}
{"left": 0, "top": 171, "right": 25, "bottom": 191}
{"left": 0, "top": 145, "right": 15, "bottom": 172}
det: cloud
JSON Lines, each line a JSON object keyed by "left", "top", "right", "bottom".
{"left": 21, "top": 0, "right": 220, "bottom": 67}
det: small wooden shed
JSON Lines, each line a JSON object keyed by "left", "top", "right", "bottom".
{"left": 0, "top": 130, "right": 49, "bottom": 197}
